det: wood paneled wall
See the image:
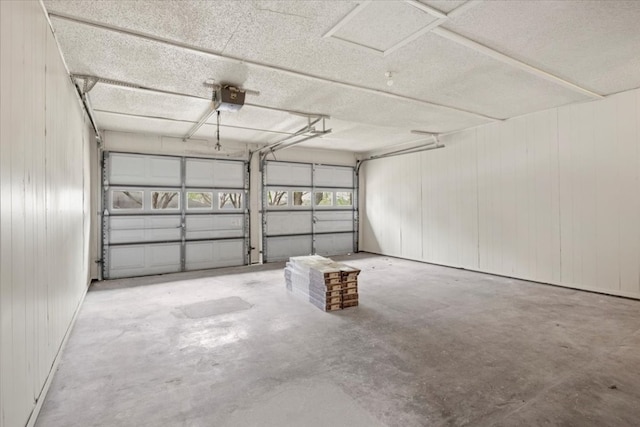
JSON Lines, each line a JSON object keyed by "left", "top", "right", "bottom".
{"left": 363, "top": 89, "right": 640, "bottom": 299}
{"left": 0, "top": 2, "right": 94, "bottom": 425}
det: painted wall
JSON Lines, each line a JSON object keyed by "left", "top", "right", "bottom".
{"left": 363, "top": 88, "right": 640, "bottom": 299}
{"left": 102, "top": 131, "right": 357, "bottom": 263}
{"left": 0, "top": 2, "right": 94, "bottom": 426}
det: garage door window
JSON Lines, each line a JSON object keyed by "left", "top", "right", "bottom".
{"left": 219, "top": 192, "right": 243, "bottom": 209}
{"left": 187, "top": 192, "right": 213, "bottom": 209}
{"left": 151, "top": 191, "right": 180, "bottom": 210}
{"left": 268, "top": 191, "right": 288, "bottom": 207}
{"left": 336, "top": 191, "right": 352, "bottom": 206}
{"left": 112, "top": 190, "right": 143, "bottom": 210}
{"left": 292, "top": 191, "right": 311, "bottom": 206}
{"left": 315, "top": 191, "right": 333, "bottom": 206}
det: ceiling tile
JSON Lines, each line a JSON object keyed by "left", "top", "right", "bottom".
{"left": 332, "top": 1, "right": 437, "bottom": 52}
{"left": 445, "top": 1, "right": 640, "bottom": 94}
{"left": 44, "top": 0, "right": 256, "bottom": 52}
{"left": 89, "top": 84, "right": 209, "bottom": 121}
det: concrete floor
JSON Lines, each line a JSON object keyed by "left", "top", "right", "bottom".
{"left": 37, "top": 253, "right": 640, "bottom": 427}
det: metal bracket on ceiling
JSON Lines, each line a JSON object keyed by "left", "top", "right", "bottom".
{"left": 356, "top": 131, "right": 444, "bottom": 173}
{"left": 203, "top": 80, "right": 261, "bottom": 97}
{"left": 72, "top": 74, "right": 99, "bottom": 94}
{"left": 82, "top": 76, "right": 99, "bottom": 94}
{"left": 251, "top": 116, "right": 332, "bottom": 164}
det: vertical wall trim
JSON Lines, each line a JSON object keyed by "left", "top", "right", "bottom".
{"left": 475, "top": 127, "right": 481, "bottom": 269}
{"left": 419, "top": 152, "right": 425, "bottom": 260}
{"left": 555, "top": 107, "right": 562, "bottom": 284}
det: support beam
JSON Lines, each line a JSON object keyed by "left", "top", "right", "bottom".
{"left": 431, "top": 27, "right": 603, "bottom": 99}
{"left": 51, "top": 12, "right": 500, "bottom": 122}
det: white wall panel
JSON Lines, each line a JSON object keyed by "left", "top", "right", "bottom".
{"left": 400, "top": 154, "right": 422, "bottom": 261}
{"left": 618, "top": 91, "right": 640, "bottom": 294}
{"left": 363, "top": 88, "right": 640, "bottom": 299}
{"left": 415, "top": 133, "right": 479, "bottom": 270}
{"left": 0, "top": 1, "right": 94, "bottom": 425}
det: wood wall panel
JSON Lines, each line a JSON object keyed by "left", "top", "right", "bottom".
{"left": 0, "top": 2, "right": 94, "bottom": 425}
{"left": 363, "top": 88, "right": 640, "bottom": 300}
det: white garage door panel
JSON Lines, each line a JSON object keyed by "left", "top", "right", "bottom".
{"left": 314, "top": 211, "right": 354, "bottom": 233}
{"left": 266, "top": 211, "right": 312, "bottom": 235}
{"left": 108, "top": 243, "right": 181, "bottom": 278}
{"left": 185, "top": 215, "right": 244, "bottom": 239}
{"left": 266, "top": 236, "right": 313, "bottom": 261}
{"left": 186, "top": 159, "right": 245, "bottom": 188}
{"left": 185, "top": 240, "right": 244, "bottom": 270}
{"left": 109, "top": 215, "right": 181, "bottom": 243}
{"left": 109, "top": 153, "right": 181, "bottom": 186}
{"left": 262, "top": 160, "right": 356, "bottom": 262}
{"left": 315, "top": 234, "right": 354, "bottom": 257}
{"left": 104, "top": 152, "right": 248, "bottom": 278}
{"left": 314, "top": 165, "right": 354, "bottom": 188}
{"left": 266, "top": 162, "right": 312, "bottom": 186}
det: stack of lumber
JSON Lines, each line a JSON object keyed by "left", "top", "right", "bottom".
{"left": 284, "top": 255, "right": 360, "bottom": 311}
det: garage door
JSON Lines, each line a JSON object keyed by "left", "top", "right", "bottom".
{"left": 262, "top": 161, "right": 356, "bottom": 262}
{"left": 102, "top": 152, "right": 248, "bottom": 278}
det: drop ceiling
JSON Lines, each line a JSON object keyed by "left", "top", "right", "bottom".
{"left": 43, "top": 0, "right": 640, "bottom": 153}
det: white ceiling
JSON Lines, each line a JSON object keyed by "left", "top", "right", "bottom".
{"left": 43, "top": 0, "right": 640, "bottom": 153}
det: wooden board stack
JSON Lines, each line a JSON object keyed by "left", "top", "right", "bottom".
{"left": 284, "top": 255, "right": 360, "bottom": 311}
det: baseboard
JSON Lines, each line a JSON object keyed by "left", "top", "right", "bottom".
{"left": 26, "top": 281, "right": 91, "bottom": 427}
